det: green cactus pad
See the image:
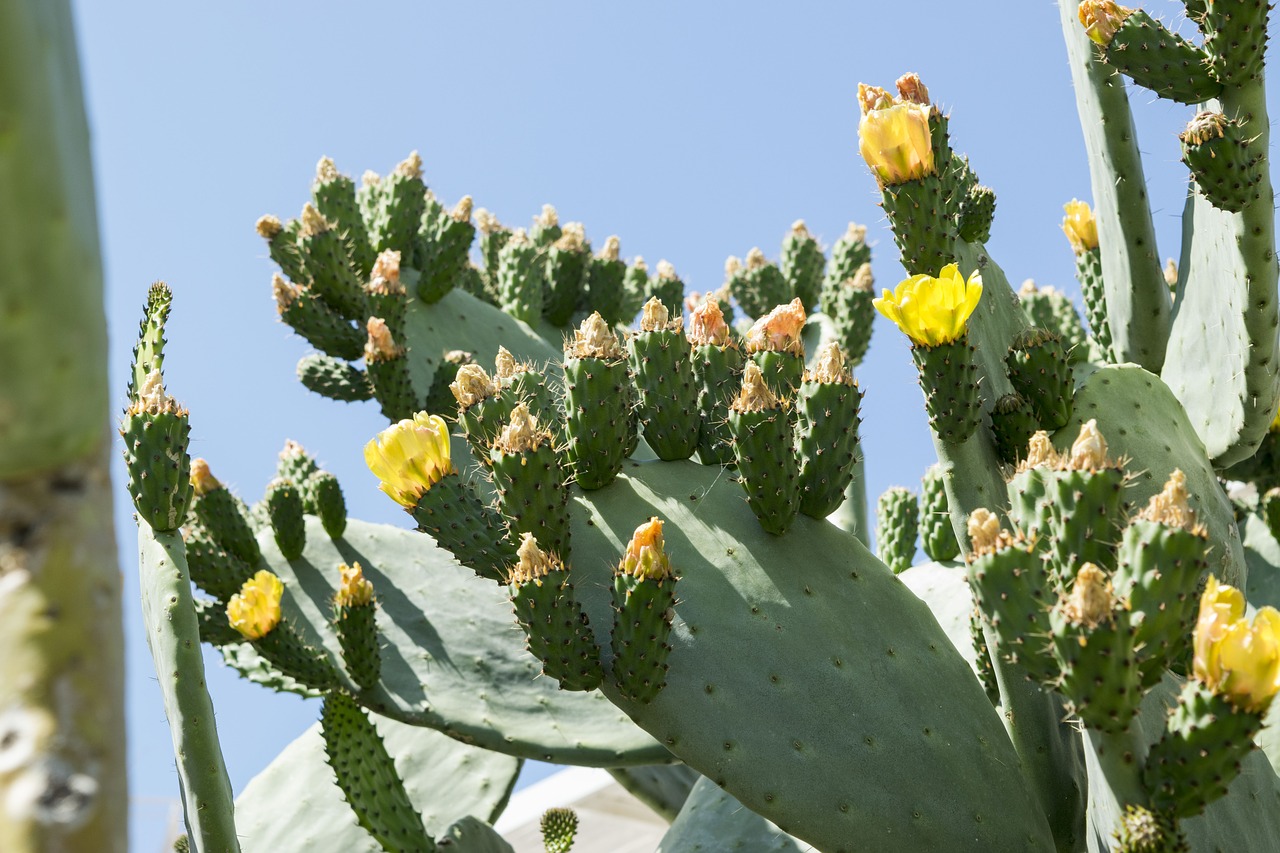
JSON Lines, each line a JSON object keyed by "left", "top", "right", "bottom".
{"left": 409, "top": 473, "right": 517, "bottom": 582}
{"left": 305, "top": 471, "right": 348, "bottom": 539}
{"left": 780, "top": 223, "right": 824, "bottom": 310}
{"left": 1058, "top": 365, "right": 1245, "bottom": 587}
{"left": 562, "top": 355, "right": 632, "bottom": 490}
{"left": 279, "top": 286, "right": 366, "bottom": 361}
{"left": 1112, "top": 519, "right": 1207, "bottom": 687}
{"left": 610, "top": 573, "right": 676, "bottom": 704}
{"left": 691, "top": 342, "right": 744, "bottom": 466}
{"left": 225, "top": 516, "right": 665, "bottom": 764}
{"left": 320, "top": 693, "right": 433, "bottom": 851}
{"left": 605, "top": 764, "right": 700, "bottom": 823}
{"left": 795, "top": 374, "right": 861, "bottom": 519}
{"left": 297, "top": 353, "right": 373, "bottom": 403}
{"left": 498, "top": 234, "right": 546, "bottom": 325}
{"left": 1102, "top": 9, "right": 1220, "bottom": 104}
{"left": 897, "top": 561, "right": 988, "bottom": 687}
{"left": 875, "top": 487, "right": 919, "bottom": 575}
{"left": 628, "top": 327, "right": 699, "bottom": 461}
{"left": 728, "top": 405, "right": 800, "bottom": 536}
{"left": 1144, "top": 680, "right": 1266, "bottom": 818}
{"left": 490, "top": 442, "right": 572, "bottom": 564}
{"left": 263, "top": 478, "right": 306, "bottom": 561}
{"left": 121, "top": 407, "right": 192, "bottom": 533}
{"left": 1084, "top": 672, "right": 1280, "bottom": 851}
{"left": 298, "top": 220, "right": 367, "bottom": 321}
{"left": 335, "top": 597, "right": 381, "bottom": 692}
{"left": 657, "top": 777, "right": 804, "bottom": 852}
{"left": 1006, "top": 329, "right": 1073, "bottom": 431}
{"left": 235, "top": 713, "right": 518, "bottom": 853}
{"left": 911, "top": 338, "right": 981, "bottom": 444}
{"left": 579, "top": 461, "right": 1055, "bottom": 852}
{"left": 192, "top": 484, "right": 262, "bottom": 566}
{"left": 919, "top": 465, "right": 959, "bottom": 562}
{"left": 510, "top": 572, "right": 603, "bottom": 692}
{"left": 621, "top": 261, "right": 650, "bottom": 323}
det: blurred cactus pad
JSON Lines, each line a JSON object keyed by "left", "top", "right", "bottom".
{"left": 115, "top": 2, "right": 1280, "bottom": 852}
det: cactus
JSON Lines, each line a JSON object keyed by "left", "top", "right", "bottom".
{"left": 110, "top": 3, "right": 1280, "bottom": 851}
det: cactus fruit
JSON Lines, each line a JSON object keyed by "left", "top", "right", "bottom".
{"left": 585, "top": 236, "right": 628, "bottom": 326}
{"left": 508, "top": 535, "right": 603, "bottom": 692}
{"left": 823, "top": 263, "right": 877, "bottom": 368}
{"left": 795, "top": 343, "right": 862, "bottom": 519}
{"left": 562, "top": 314, "right": 632, "bottom": 490}
{"left": 297, "top": 353, "right": 373, "bottom": 402}
{"left": 263, "top": 478, "right": 306, "bottom": 561}
{"left": 744, "top": 298, "right": 807, "bottom": 400}
{"left": 610, "top": 518, "right": 677, "bottom": 704}
{"left": 332, "top": 563, "right": 380, "bottom": 691}
{"left": 728, "top": 363, "right": 800, "bottom": 535}
{"left": 875, "top": 486, "right": 919, "bottom": 574}
{"left": 627, "top": 298, "right": 699, "bottom": 461}
{"left": 497, "top": 229, "right": 546, "bottom": 324}
{"left": 1017, "top": 280, "right": 1088, "bottom": 362}
{"left": 121, "top": 371, "right": 192, "bottom": 533}
{"left": 1180, "top": 111, "right": 1263, "bottom": 214}
{"left": 647, "top": 260, "right": 685, "bottom": 316}
{"left": 730, "top": 248, "right": 791, "bottom": 320}
{"left": 490, "top": 404, "right": 572, "bottom": 563}
{"left": 190, "top": 458, "right": 262, "bottom": 566}
{"left": 544, "top": 223, "right": 591, "bottom": 326}
{"left": 687, "top": 298, "right": 743, "bottom": 466}
{"left": 780, "top": 220, "right": 824, "bottom": 310}
{"left": 920, "top": 464, "right": 959, "bottom": 562}
{"left": 1006, "top": 328, "right": 1073, "bottom": 431}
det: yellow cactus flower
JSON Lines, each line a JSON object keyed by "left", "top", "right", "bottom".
{"left": 227, "top": 570, "right": 284, "bottom": 640}
{"left": 873, "top": 263, "right": 983, "bottom": 347}
{"left": 364, "top": 412, "right": 454, "bottom": 507}
{"left": 1078, "top": 0, "right": 1132, "bottom": 47}
{"left": 1193, "top": 575, "right": 1280, "bottom": 713}
{"left": 619, "top": 517, "right": 673, "bottom": 581}
{"left": 858, "top": 100, "right": 936, "bottom": 186}
{"left": 1062, "top": 199, "right": 1099, "bottom": 254}
{"left": 336, "top": 562, "right": 374, "bottom": 608}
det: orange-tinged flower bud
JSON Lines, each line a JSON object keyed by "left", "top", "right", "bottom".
{"left": 363, "top": 412, "right": 454, "bottom": 507}
{"left": 744, "top": 298, "right": 806, "bottom": 355}
{"left": 227, "top": 570, "right": 284, "bottom": 640}
{"left": 873, "top": 263, "right": 983, "bottom": 347}
{"left": 1078, "top": 0, "right": 1132, "bottom": 46}
{"left": 688, "top": 298, "right": 731, "bottom": 347}
{"left": 620, "top": 517, "right": 673, "bottom": 581}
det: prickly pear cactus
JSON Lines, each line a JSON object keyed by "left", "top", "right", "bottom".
{"left": 119, "top": 3, "right": 1280, "bottom": 852}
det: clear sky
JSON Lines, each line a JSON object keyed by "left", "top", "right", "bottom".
{"left": 66, "top": 1, "right": 1277, "bottom": 849}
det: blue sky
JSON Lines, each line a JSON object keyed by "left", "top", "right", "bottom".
{"left": 66, "top": 1, "right": 1275, "bottom": 848}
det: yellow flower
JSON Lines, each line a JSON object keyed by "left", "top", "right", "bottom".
{"left": 227, "top": 570, "right": 284, "bottom": 640}
{"left": 873, "top": 263, "right": 983, "bottom": 347}
{"left": 1078, "top": 0, "right": 1132, "bottom": 47}
{"left": 336, "top": 562, "right": 374, "bottom": 608}
{"left": 619, "top": 517, "right": 673, "bottom": 581}
{"left": 1193, "top": 575, "right": 1280, "bottom": 713}
{"left": 1062, "top": 199, "right": 1099, "bottom": 254}
{"left": 1269, "top": 402, "right": 1280, "bottom": 433}
{"left": 364, "top": 412, "right": 454, "bottom": 507}
{"left": 858, "top": 101, "right": 935, "bottom": 186}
